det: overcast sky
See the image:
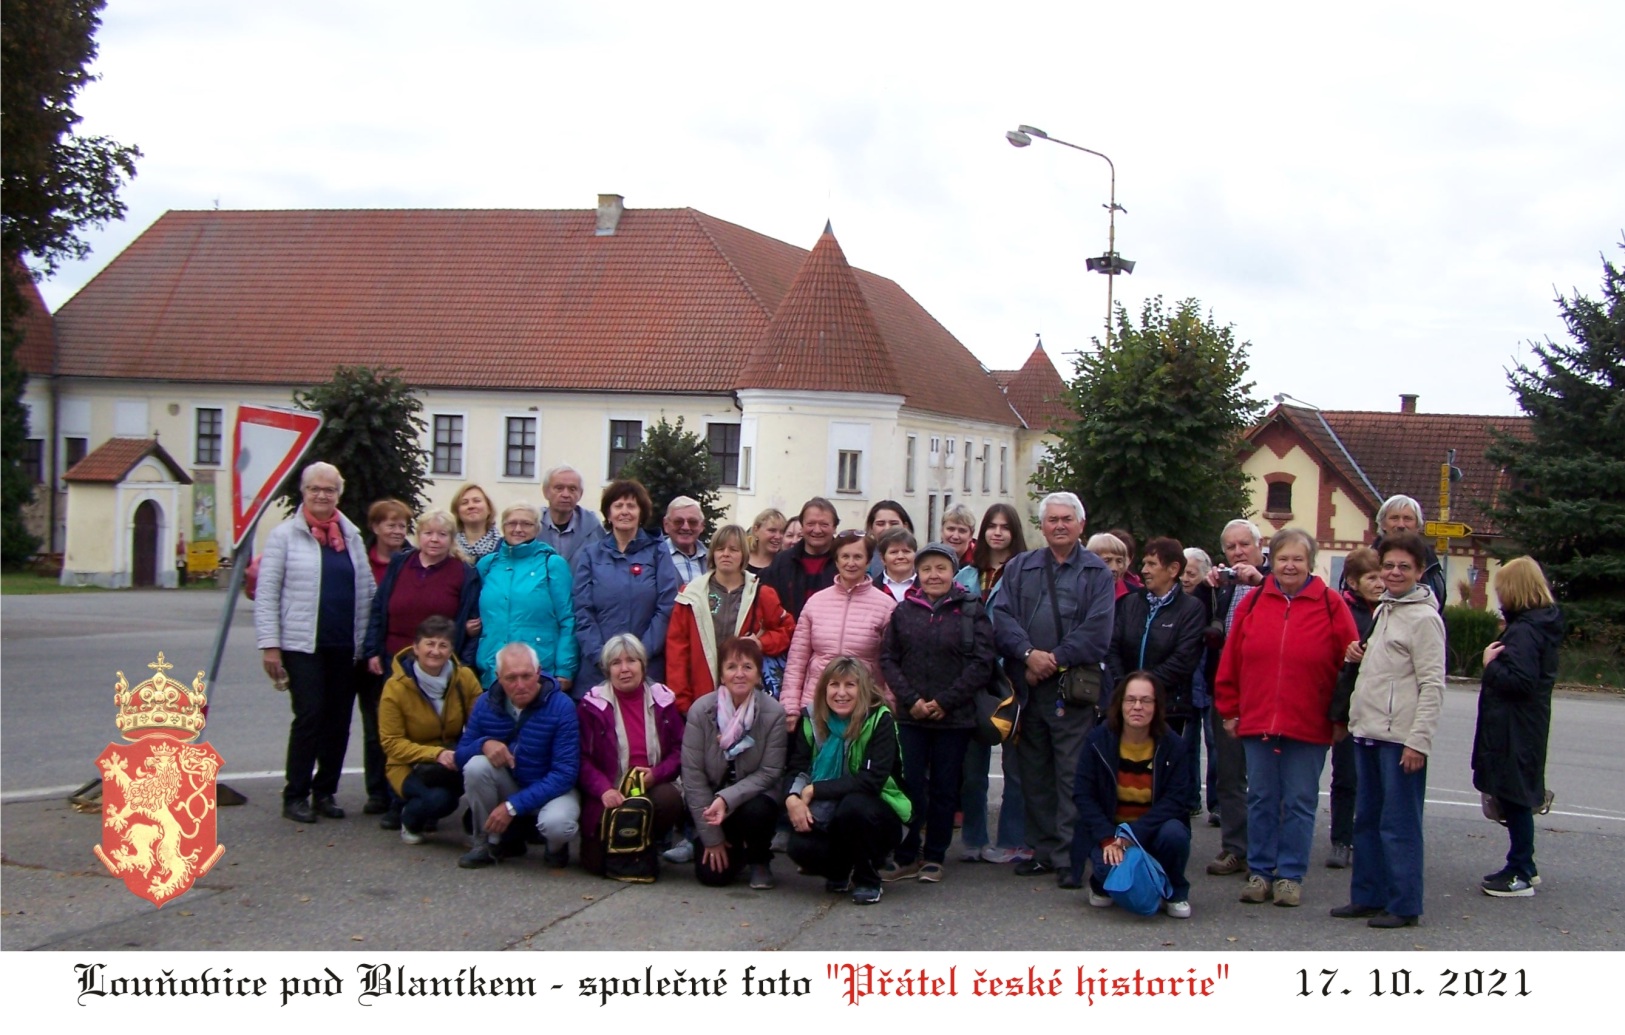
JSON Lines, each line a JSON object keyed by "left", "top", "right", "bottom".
{"left": 37, "top": 0, "right": 1625, "bottom": 416}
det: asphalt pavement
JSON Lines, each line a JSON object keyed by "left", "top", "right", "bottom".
{"left": 3, "top": 589, "right": 1622, "bottom": 951}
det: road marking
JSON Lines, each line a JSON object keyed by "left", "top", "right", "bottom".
{"left": 0, "top": 767, "right": 363, "bottom": 803}
{"left": 1315, "top": 789, "right": 1625, "bottom": 824}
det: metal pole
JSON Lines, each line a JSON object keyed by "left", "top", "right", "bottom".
{"left": 1104, "top": 157, "right": 1117, "bottom": 347}
{"left": 205, "top": 526, "right": 254, "bottom": 694}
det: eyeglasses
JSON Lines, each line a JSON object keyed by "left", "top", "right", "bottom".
{"left": 834, "top": 530, "right": 867, "bottom": 541}
{"left": 1122, "top": 697, "right": 1156, "bottom": 709}
{"left": 304, "top": 486, "right": 338, "bottom": 497}
{"left": 1381, "top": 562, "right": 1416, "bottom": 572}
{"left": 670, "top": 518, "right": 703, "bottom": 529}
{"left": 503, "top": 520, "right": 538, "bottom": 530}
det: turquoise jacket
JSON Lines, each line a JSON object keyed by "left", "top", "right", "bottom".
{"left": 474, "top": 538, "right": 577, "bottom": 688}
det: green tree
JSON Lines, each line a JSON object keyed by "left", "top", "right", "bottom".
{"left": 1487, "top": 243, "right": 1625, "bottom": 642}
{"left": 274, "top": 367, "right": 429, "bottom": 529}
{"left": 1033, "top": 296, "right": 1263, "bottom": 549}
{"left": 2, "top": 0, "right": 142, "bottom": 566}
{"left": 618, "top": 415, "right": 725, "bottom": 535}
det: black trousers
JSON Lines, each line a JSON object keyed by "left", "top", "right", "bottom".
{"left": 281, "top": 647, "right": 359, "bottom": 804}
{"left": 787, "top": 794, "right": 903, "bottom": 887}
{"left": 355, "top": 666, "right": 393, "bottom": 804}
{"left": 897, "top": 724, "right": 971, "bottom": 865}
{"left": 694, "top": 793, "right": 782, "bottom": 886}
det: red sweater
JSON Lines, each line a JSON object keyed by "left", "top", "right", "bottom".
{"left": 1213, "top": 576, "right": 1358, "bottom": 746}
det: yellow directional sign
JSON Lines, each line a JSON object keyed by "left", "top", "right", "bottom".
{"left": 1424, "top": 521, "right": 1472, "bottom": 539}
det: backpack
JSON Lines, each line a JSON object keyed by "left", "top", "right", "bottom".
{"left": 599, "top": 770, "right": 659, "bottom": 883}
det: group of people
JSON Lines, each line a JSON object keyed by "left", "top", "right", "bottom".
{"left": 253, "top": 465, "right": 1563, "bottom": 919}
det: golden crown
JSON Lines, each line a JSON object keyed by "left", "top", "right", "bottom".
{"left": 113, "top": 653, "right": 208, "bottom": 741}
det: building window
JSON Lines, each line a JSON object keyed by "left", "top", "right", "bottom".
{"left": 194, "top": 408, "right": 223, "bottom": 466}
{"left": 946, "top": 438, "right": 955, "bottom": 463}
{"left": 927, "top": 492, "right": 940, "bottom": 538}
{"left": 432, "top": 414, "right": 464, "bottom": 476}
{"left": 64, "top": 436, "right": 88, "bottom": 471}
{"left": 999, "top": 445, "right": 1009, "bottom": 493}
{"left": 609, "top": 420, "right": 642, "bottom": 477}
{"left": 963, "top": 440, "right": 973, "bottom": 491}
{"left": 504, "top": 417, "right": 536, "bottom": 479}
{"left": 981, "top": 443, "right": 992, "bottom": 493}
{"left": 837, "top": 450, "right": 862, "bottom": 493}
{"left": 905, "top": 435, "right": 917, "bottom": 493}
{"left": 707, "top": 423, "right": 741, "bottom": 486}
{"left": 1266, "top": 480, "right": 1293, "bottom": 516}
{"left": 21, "top": 439, "right": 43, "bottom": 483}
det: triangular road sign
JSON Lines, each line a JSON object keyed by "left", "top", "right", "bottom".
{"left": 232, "top": 405, "right": 323, "bottom": 548}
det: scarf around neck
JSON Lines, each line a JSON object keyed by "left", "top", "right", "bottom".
{"left": 716, "top": 687, "right": 758, "bottom": 753}
{"left": 810, "top": 714, "right": 851, "bottom": 784}
{"left": 304, "top": 510, "right": 346, "bottom": 552}
{"left": 597, "top": 682, "right": 662, "bottom": 785}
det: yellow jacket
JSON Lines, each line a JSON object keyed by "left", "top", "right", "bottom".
{"left": 378, "top": 646, "right": 484, "bottom": 795}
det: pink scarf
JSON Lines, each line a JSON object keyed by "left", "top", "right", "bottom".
{"left": 716, "top": 689, "right": 757, "bottom": 752}
{"left": 304, "top": 511, "right": 346, "bottom": 552}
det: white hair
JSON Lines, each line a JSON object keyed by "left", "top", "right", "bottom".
{"left": 665, "top": 495, "right": 702, "bottom": 515}
{"left": 495, "top": 642, "right": 540, "bottom": 676}
{"left": 1038, "top": 491, "right": 1085, "bottom": 523}
{"left": 600, "top": 633, "right": 649, "bottom": 675}
{"left": 300, "top": 461, "right": 344, "bottom": 494}
{"left": 543, "top": 464, "right": 581, "bottom": 489}
{"left": 1376, "top": 494, "right": 1425, "bottom": 526}
{"left": 1184, "top": 547, "right": 1213, "bottom": 575}
{"left": 1221, "top": 518, "right": 1262, "bottom": 545}
{"left": 499, "top": 500, "right": 540, "bottom": 525}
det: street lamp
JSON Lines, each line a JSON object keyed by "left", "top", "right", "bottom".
{"left": 1006, "top": 125, "right": 1133, "bottom": 346}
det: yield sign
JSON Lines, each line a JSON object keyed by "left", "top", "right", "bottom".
{"left": 231, "top": 405, "right": 323, "bottom": 548}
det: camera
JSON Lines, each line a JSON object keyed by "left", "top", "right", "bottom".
{"left": 1214, "top": 566, "right": 1238, "bottom": 586}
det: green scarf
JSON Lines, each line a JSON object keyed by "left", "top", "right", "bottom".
{"left": 810, "top": 716, "right": 850, "bottom": 784}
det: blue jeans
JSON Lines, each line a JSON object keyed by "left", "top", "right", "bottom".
{"left": 960, "top": 739, "right": 1026, "bottom": 850}
{"left": 399, "top": 768, "right": 463, "bottom": 832}
{"left": 1242, "top": 736, "right": 1327, "bottom": 882}
{"left": 898, "top": 725, "right": 971, "bottom": 864}
{"left": 1088, "top": 818, "right": 1191, "bottom": 900}
{"left": 1351, "top": 740, "right": 1426, "bottom": 917}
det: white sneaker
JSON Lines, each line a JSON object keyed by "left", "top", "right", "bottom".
{"left": 960, "top": 846, "right": 985, "bottom": 862}
{"left": 980, "top": 846, "right": 1019, "bottom": 864}
{"left": 661, "top": 840, "right": 695, "bottom": 864}
{"left": 1088, "top": 889, "right": 1114, "bottom": 908}
{"left": 399, "top": 827, "right": 424, "bottom": 845}
{"left": 1164, "top": 899, "right": 1192, "bottom": 919}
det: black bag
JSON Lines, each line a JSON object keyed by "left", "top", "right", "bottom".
{"left": 1329, "top": 606, "right": 1375, "bottom": 725}
{"left": 974, "top": 667, "right": 1022, "bottom": 746}
{"left": 600, "top": 770, "right": 659, "bottom": 883}
{"left": 410, "top": 761, "right": 465, "bottom": 795}
{"left": 1044, "top": 558, "right": 1102, "bottom": 707}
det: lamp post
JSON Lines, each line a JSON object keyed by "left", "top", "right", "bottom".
{"left": 1006, "top": 125, "right": 1133, "bottom": 346}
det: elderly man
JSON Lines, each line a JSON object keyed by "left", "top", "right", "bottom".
{"left": 455, "top": 643, "right": 580, "bottom": 869}
{"left": 1202, "top": 518, "right": 1270, "bottom": 876}
{"left": 1374, "top": 495, "right": 1447, "bottom": 611}
{"left": 539, "top": 465, "right": 606, "bottom": 564}
{"left": 992, "top": 492, "right": 1116, "bottom": 885}
{"left": 663, "top": 496, "right": 709, "bottom": 585}
{"left": 762, "top": 497, "right": 841, "bottom": 618}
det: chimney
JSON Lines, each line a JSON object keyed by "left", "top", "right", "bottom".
{"left": 1399, "top": 393, "right": 1418, "bottom": 414}
{"left": 595, "top": 194, "right": 624, "bottom": 236}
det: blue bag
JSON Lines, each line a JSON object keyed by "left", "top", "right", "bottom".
{"left": 1101, "top": 822, "right": 1172, "bottom": 915}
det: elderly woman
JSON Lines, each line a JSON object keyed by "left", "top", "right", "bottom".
{"left": 784, "top": 656, "right": 912, "bottom": 905}
{"left": 781, "top": 530, "right": 897, "bottom": 729}
{"left": 255, "top": 462, "right": 375, "bottom": 824}
{"left": 667, "top": 524, "right": 795, "bottom": 715}
{"left": 451, "top": 483, "right": 502, "bottom": 561}
{"left": 872, "top": 527, "right": 917, "bottom": 602}
{"left": 1088, "top": 532, "right": 1132, "bottom": 601}
{"left": 1331, "top": 531, "right": 1445, "bottom": 928}
{"left": 366, "top": 499, "right": 413, "bottom": 586}
{"left": 474, "top": 502, "right": 575, "bottom": 694}
{"left": 941, "top": 503, "right": 978, "bottom": 568}
{"left": 745, "top": 508, "right": 788, "bottom": 576}
{"left": 576, "top": 635, "right": 686, "bottom": 877}
{"left": 573, "top": 479, "right": 679, "bottom": 693}
{"left": 378, "top": 615, "right": 483, "bottom": 844}
{"left": 1472, "top": 557, "right": 1564, "bottom": 898}
{"left": 680, "top": 636, "right": 788, "bottom": 889}
{"left": 1214, "top": 527, "right": 1357, "bottom": 908}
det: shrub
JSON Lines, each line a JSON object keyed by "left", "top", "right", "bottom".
{"left": 1444, "top": 606, "right": 1501, "bottom": 677}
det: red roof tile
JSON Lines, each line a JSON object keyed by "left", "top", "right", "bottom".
{"left": 54, "top": 207, "right": 1019, "bottom": 426}
{"left": 63, "top": 437, "right": 192, "bottom": 484}
{"left": 7, "top": 263, "right": 54, "bottom": 375}
{"left": 1000, "top": 343, "right": 1073, "bottom": 431}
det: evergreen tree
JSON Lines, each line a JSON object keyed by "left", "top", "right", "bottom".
{"left": 1033, "top": 296, "right": 1263, "bottom": 550}
{"left": 1488, "top": 243, "right": 1625, "bottom": 641}
{"left": 618, "top": 415, "right": 725, "bottom": 535}
{"left": 274, "top": 367, "right": 429, "bottom": 529}
{"left": 1, "top": 276, "right": 38, "bottom": 564}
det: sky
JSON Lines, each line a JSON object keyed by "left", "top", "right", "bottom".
{"left": 36, "top": 0, "right": 1625, "bottom": 417}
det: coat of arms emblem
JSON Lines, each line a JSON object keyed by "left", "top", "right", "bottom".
{"left": 93, "top": 653, "right": 225, "bottom": 906}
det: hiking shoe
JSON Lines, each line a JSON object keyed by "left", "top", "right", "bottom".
{"left": 1326, "top": 843, "right": 1352, "bottom": 869}
{"left": 748, "top": 863, "right": 776, "bottom": 890}
{"left": 458, "top": 844, "right": 497, "bottom": 869}
{"left": 851, "top": 884, "right": 883, "bottom": 905}
{"left": 1368, "top": 912, "right": 1420, "bottom": 928}
{"left": 312, "top": 795, "right": 345, "bottom": 819}
{"left": 825, "top": 876, "right": 854, "bottom": 894}
{"left": 1163, "top": 899, "right": 1192, "bottom": 919}
{"left": 662, "top": 841, "right": 695, "bottom": 864}
{"left": 1483, "top": 867, "right": 1541, "bottom": 887}
{"left": 1057, "top": 871, "right": 1083, "bottom": 889}
{"left": 1330, "top": 902, "right": 1383, "bottom": 919}
{"left": 880, "top": 858, "right": 922, "bottom": 882}
{"left": 1273, "top": 879, "right": 1302, "bottom": 907}
{"left": 282, "top": 799, "right": 318, "bottom": 824}
{"left": 363, "top": 796, "right": 391, "bottom": 815}
{"left": 378, "top": 809, "right": 402, "bottom": 831}
{"left": 918, "top": 862, "right": 944, "bottom": 883}
{"left": 1088, "top": 889, "right": 1114, "bottom": 908}
{"left": 1207, "top": 852, "right": 1247, "bottom": 876}
{"left": 1240, "top": 875, "right": 1272, "bottom": 903}
{"left": 1482, "top": 873, "right": 1535, "bottom": 898}
{"left": 400, "top": 826, "right": 425, "bottom": 845}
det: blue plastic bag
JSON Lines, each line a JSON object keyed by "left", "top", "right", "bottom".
{"left": 1101, "top": 822, "right": 1173, "bottom": 915}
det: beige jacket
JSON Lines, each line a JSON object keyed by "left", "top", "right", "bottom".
{"left": 1348, "top": 585, "right": 1447, "bottom": 754}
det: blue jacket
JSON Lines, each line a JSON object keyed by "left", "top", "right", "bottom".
{"left": 990, "top": 545, "right": 1116, "bottom": 671}
{"left": 364, "top": 547, "right": 482, "bottom": 667}
{"left": 454, "top": 676, "right": 580, "bottom": 816}
{"left": 475, "top": 538, "right": 577, "bottom": 689}
{"left": 571, "top": 530, "right": 679, "bottom": 691}
{"left": 1070, "top": 723, "right": 1193, "bottom": 883}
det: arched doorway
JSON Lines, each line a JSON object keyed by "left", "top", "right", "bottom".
{"left": 132, "top": 500, "right": 159, "bottom": 587}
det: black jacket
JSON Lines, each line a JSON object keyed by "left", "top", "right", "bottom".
{"left": 783, "top": 707, "right": 903, "bottom": 803}
{"left": 1472, "top": 606, "right": 1563, "bottom": 808}
{"left": 880, "top": 584, "right": 997, "bottom": 729}
{"left": 1069, "top": 723, "right": 1194, "bottom": 883}
{"left": 762, "top": 542, "right": 839, "bottom": 619}
{"left": 1105, "top": 587, "right": 1207, "bottom": 718}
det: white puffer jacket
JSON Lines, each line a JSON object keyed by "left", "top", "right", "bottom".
{"left": 254, "top": 507, "right": 375, "bottom": 656}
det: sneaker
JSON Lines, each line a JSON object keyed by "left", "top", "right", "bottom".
{"left": 312, "top": 795, "right": 345, "bottom": 819}
{"left": 378, "top": 809, "right": 402, "bottom": 832}
{"left": 458, "top": 844, "right": 497, "bottom": 869}
{"left": 1240, "top": 874, "right": 1272, "bottom": 903}
{"left": 1326, "top": 843, "right": 1352, "bottom": 869}
{"left": 880, "top": 858, "right": 923, "bottom": 882}
{"left": 400, "top": 827, "right": 425, "bottom": 845}
{"left": 543, "top": 844, "right": 569, "bottom": 868}
{"left": 960, "top": 846, "right": 986, "bottom": 862}
{"left": 281, "top": 799, "right": 318, "bottom": 824}
{"left": 851, "top": 884, "right": 883, "bottom": 905}
{"left": 1273, "top": 879, "right": 1302, "bottom": 907}
{"left": 363, "top": 796, "right": 391, "bottom": 815}
{"left": 918, "top": 862, "right": 944, "bottom": 883}
{"left": 748, "top": 863, "right": 776, "bottom": 890}
{"left": 1483, "top": 867, "right": 1541, "bottom": 887}
{"left": 1088, "top": 889, "right": 1114, "bottom": 908}
{"left": 825, "top": 876, "right": 854, "bottom": 894}
{"left": 662, "top": 840, "right": 695, "bottom": 864}
{"left": 979, "top": 845, "right": 1017, "bottom": 864}
{"left": 1330, "top": 902, "right": 1383, "bottom": 919}
{"left": 1163, "top": 899, "right": 1192, "bottom": 919}
{"left": 1482, "top": 873, "right": 1535, "bottom": 898}
{"left": 1013, "top": 859, "right": 1055, "bottom": 877}
{"left": 1368, "top": 912, "right": 1421, "bottom": 928}
{"left": 1207, "top": 852, "right": 1247, "bottom": 876}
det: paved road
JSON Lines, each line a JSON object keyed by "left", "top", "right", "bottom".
{"left": 3, "top": 589, "right": 1622, "bottom": 951}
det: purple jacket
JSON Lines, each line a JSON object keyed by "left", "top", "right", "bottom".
{"left": 575, "top": 681, "right": 685, "bottom": 838}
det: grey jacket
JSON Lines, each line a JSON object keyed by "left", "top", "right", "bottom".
{"left": 1349, "top": 585, "right": 1446, "bottom": 754}
{"left": 254, "top": 507, "right": 375, "bottom": 657}
{"left": 538, "top": 505, "right": 606, "bottom": 565}
{"left": 679, "top": 689, "right": 787, "bottom": 846}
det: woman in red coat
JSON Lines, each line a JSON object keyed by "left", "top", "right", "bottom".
{"left": 666, "top": 525, "right": 795, "bottom": 715}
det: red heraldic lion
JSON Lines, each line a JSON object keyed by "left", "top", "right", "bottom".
{"left": 94, "top": 653, "right": 225, "bottom": 906}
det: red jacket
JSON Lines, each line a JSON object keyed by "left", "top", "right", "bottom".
{"left": 666, "top": 574, "right": 795, "bottom": 714}
{"left": 1213, "top": 575, "right": 1358, "bottom": 746}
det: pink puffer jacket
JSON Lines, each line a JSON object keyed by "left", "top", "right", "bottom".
{"left": 781, "top": 579, "right": 897, "bottom": 717}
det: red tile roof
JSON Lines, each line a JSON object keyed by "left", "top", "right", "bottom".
{"left": 999, "top": 343, "right": 1073, "bottom": 432}
{"left": 54, "top": 207, "right": 1019, "bottom": 426}
{"left": 63, "top": 437, "right": 192, "bottom": 484}
{"left": 6, "top": 263, "right": 55, "bottom": 375}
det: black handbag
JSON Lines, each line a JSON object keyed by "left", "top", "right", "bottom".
{"left": 974, "top": 667, "right": 1022, "bottom": 746}
{"left": 410, "top": 761, "right": 465, "bottom": 795}
{"left": 1045, "top": 558, "right": 1101, "bottom": 707}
